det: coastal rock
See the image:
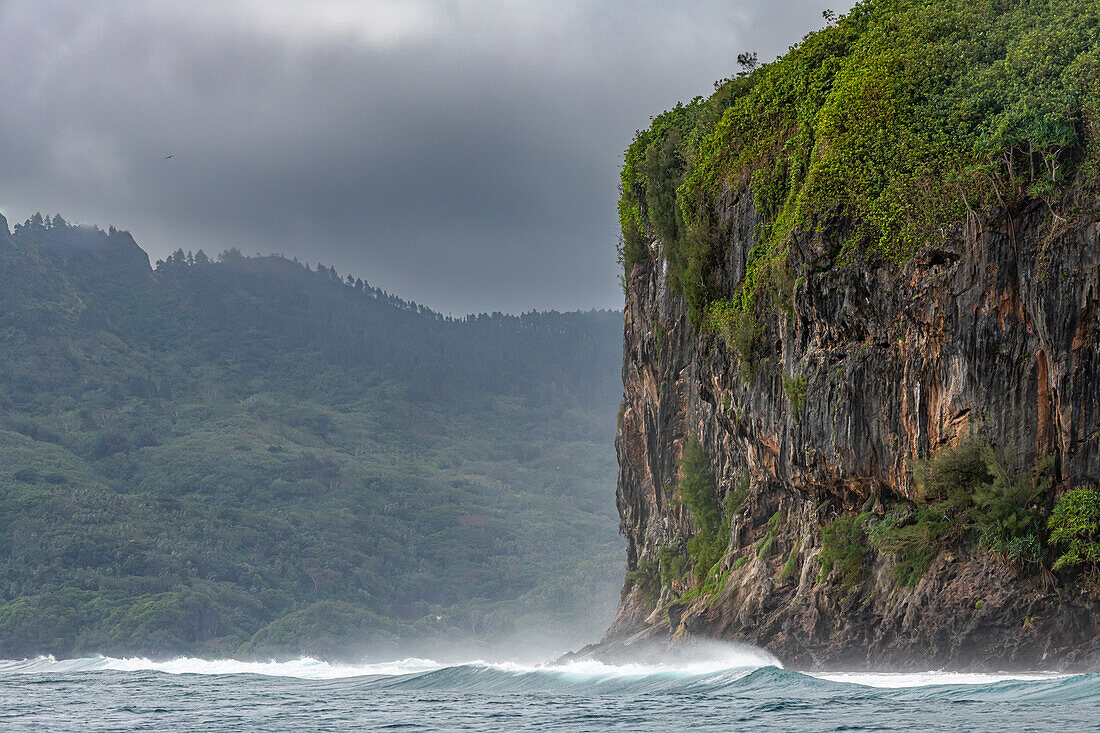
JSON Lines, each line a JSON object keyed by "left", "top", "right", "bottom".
{"left": 603, "top": 192, "right": 1100, "bottom": 670}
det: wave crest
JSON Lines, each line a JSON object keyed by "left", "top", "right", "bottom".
{"left": 0, "top": 650, "right": 1090, "bottom": 702}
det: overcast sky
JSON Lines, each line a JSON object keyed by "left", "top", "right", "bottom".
{"left": 0, "top": 0, "right": 851, "bottom": 315}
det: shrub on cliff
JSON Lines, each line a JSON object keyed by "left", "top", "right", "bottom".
{"left": 782, "top": 374, "right": 808, "bottom": 421}
{"left": 676, "top": 438, "right": 723, "bottom": 536}
{"left": 705, "top": 301, "right": 761, "bottom": 381}
{"left": 659, "top": 546, "right": 689, "bottom": 586}
{"left": 972, "top": 449, "right": 1050, "bottom": 565}
{"left": 1048, "top": 488, "right": 1100, "bottom": 572}
{"left": 626, "top": 559, "right": 661, "bottom": 611}
{"left": 911, "top": 437, "right": 990, "bottom": 502}
{"left": 868, "top": 439, "right": 1050, "bottom": 585}
{"left": 867, "top": 504, "right": 945, "bottom": 587}
{"left": 818, "top": 513, "right": 870, "bottom": 587}
{"left": 672, "top": 437, "right": 731, "bottom": 581}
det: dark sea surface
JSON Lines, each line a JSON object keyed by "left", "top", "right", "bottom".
{"left": 1, "top": 649, "right": 1096, "bottom": 731}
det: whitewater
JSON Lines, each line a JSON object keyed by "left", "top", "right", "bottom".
{"left": 1, "top": 647, "right": 1096, "bottom": 731}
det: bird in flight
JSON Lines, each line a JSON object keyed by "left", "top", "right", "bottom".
{"left": 164, "top": 154, "right": 174, "bottom": 159}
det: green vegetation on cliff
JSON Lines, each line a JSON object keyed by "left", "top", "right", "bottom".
{"left": 1048, "top": 488, "right": 1100, "bottom": 571}
{"left": 647, "top": 439, "right": 754, "bottom": 604}
{"left": 670, "top": 438, "right": 730, "bottom": 583}
{"left": 818, "top": 513, "right": 871, "bottom": 588}
{"left": 818, "top": 439, "right": 1066, "bottom": 589}
{"left": 619, "top": 0, "right": 1100, "bottom": 324}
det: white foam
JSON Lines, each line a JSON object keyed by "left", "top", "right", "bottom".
{"left": 495, "top": 643, "right": 782, "bottom": 681}
{"left": 0, "top": 643, "right": 780, "bottom": 681}
{"left": 0, "top": 654, "right": 1077, "bottom": 690}
{"left": 813, "top": 671, "right": 1070, "bottom": 688}
{"left": 0, "top": 655, "right": 444, "bottom": 679}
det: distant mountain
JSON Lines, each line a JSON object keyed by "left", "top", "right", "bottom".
{"left": 0, "top": 213, "right": 624, "bottom": 659}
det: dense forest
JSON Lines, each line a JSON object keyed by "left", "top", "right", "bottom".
{"left": 0, "top": 212, "right": 624, "bottom": 660}
{"left": 619, "top": 0, "right": 1100, "bottom": 326}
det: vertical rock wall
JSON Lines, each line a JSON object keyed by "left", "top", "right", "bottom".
{"left": 605, "top": 192, "right": 1100, "bottom": 670}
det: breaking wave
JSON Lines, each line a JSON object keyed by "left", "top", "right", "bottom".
{"left": 1, "top": 650, "right": 1091, "bottom": 702}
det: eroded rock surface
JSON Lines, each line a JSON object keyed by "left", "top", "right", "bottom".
{"left": 601, "top": 194, "right": 1100, "bottom": 671}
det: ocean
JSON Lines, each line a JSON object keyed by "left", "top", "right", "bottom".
{"left": 1, "top": 648, "right": 1096, "bottom": 731}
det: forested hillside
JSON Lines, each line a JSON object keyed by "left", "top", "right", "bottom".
{"left": 0, "top": 212, "right": 624, "bottom": 659}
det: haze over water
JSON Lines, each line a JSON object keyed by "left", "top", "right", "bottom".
{"left": 2, "top": 648, "right": 1096, "bottom": 732}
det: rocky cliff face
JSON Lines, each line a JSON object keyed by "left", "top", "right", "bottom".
{"left": 602, "top": 191, "right": 1100, "bottom": 670}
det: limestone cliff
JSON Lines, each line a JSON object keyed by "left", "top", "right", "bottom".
{"left": 600, "top": 193, "right": 1099, "bottom": 670}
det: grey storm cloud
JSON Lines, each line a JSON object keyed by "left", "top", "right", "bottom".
{"left": 0, "top": 0, "right": 852, "bottom": 314}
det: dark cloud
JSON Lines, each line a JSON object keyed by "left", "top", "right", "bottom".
{"left": 0, "top": 0, "right": 852, "bottom": 314}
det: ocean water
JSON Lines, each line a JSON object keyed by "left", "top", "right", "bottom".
{"left": 1, "top": 647, "right": 1097, "bottom": 731}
